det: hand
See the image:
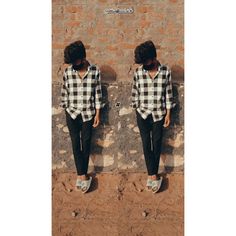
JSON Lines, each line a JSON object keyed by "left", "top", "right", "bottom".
{"left": 163, "top": 114, "right": 171, "bottom": 128}
{"left": 93, "top": 114, "right": 100, "bottom": 128}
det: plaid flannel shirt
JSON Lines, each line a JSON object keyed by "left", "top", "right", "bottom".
{"left": 60, "top": 64, "right": 102, "bottom": 122}
{"left": 131, "top": 64, "right": 173, "bottom": 122}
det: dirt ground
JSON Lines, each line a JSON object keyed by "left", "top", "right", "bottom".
{"left": 52, "top": 170, "right": 184, "bottom": 236}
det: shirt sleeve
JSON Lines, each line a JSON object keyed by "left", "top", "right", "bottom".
{"left": 131, "top": 71, "right": 139, "bottom": 109}
{"left": 165, "top": 69, "right": 174, "bottom": 109}
{"left": 95, "top": 70, "right": 102, "bottom": 109}
{"left": 60, "top": 72, "right": 69, "bottom": 109}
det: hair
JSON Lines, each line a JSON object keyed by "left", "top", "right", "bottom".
{"left": 134, "top": 40, "right": 157, "bottom": 64}
{"left": 64, "top": 40, "right": 86, "bottom": 64}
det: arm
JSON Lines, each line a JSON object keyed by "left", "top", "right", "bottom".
{"left": 60, "top": 71, "right": 69, "bottom": 109}
{"left": 93, "top": 70, "right": 102, "bottom": 127}
{"left": 131, "top": 72, "right": 139, "bottom": 109}
{"left": 164, "top": 69, "right": 173, "bottom": 127}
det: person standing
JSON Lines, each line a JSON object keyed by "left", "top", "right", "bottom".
{"left": 60, "top": 40, "right": 102, "bottom": 193}
{"left": 131, "top": 40, "right": 173, "bottom": 193}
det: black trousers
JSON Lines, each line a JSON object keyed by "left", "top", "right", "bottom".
{"left": 136, "top": 111, "right": 164, "bottom": 176}
{"left": 65, "top": 111, "right": 94, "bottom": 175}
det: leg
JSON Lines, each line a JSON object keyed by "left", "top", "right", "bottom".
{"left": 136, "top": 111, "right": 154, "bottom": 176}
{"left": 81, "top": 117, "right": 94, "bottom": 176}
{"left": 65, "top": 112, "right": 84, "bottom": 175}
{"left": 151, "top": 117, "right": 164, "bottom": 176}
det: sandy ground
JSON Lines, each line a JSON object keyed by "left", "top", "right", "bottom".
{"left": 52, "top": 171, "right": 184, "bottom": 236}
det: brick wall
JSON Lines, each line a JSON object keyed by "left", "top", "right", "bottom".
{"left": 52, "top": 0, "right": 184, "bottom": 172}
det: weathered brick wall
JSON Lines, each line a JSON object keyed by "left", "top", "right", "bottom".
{"left": 52, "top": 0, "right": 184, "bottom": 172}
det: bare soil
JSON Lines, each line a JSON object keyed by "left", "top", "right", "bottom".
{"left": 52, "top": 171, "right": 184, "bottom": 236}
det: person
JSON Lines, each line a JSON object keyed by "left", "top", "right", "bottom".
{"left": 60, "top": 40, "right": 102, "bottom": 193}
{"left": 131, "top": 40, "right": 173, "bottom": 193}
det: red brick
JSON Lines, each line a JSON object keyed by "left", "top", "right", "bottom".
{"left": 65, "top": 6, "right": 83, "bottom": 13}
{"left": 98, "top": 38, "right": 108, "bottom": 43}
{"left": 52, "top": 43, "right": 66, "bottom": 49}
{"left": 106, "top": 45, "right": 117, "bottom": 51}
{"left": 65, "top": 21, "right": 81, "bottom": 27}
{"left": 52, "top": 0, "right": 184, "bottom": 82}
{"left": 120, "top": 43, "right": 136, "bottom": 50}
{"left": 139, "top": 21, "right": 151, "bottom": 28}
{"left": 137, "top": 6, "right": 148, "bottom": 13}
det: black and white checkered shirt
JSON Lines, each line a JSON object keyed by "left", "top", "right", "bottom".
{"left": 60, "top": 64, "right": 102, "bottom": 122}
{"left": 131, "top": 64, "right": 173, "bottom": 122}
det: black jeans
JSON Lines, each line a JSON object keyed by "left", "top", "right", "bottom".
{"left": 65, "top": 111, "right": 94, "bottom": 175}
{"left": 136, "top": 111, "right": 164, "bottom": 176}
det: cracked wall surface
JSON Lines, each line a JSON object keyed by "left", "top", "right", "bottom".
{"left": 52, "top": 0, "right": 184, "bottom": 172}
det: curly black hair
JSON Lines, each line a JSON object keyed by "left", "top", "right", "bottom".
{"left": 64, "top": 40, "right": 86, "bottom": 64}
{"left": 134, "top": 40, "right": 157, "bottom": 64}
